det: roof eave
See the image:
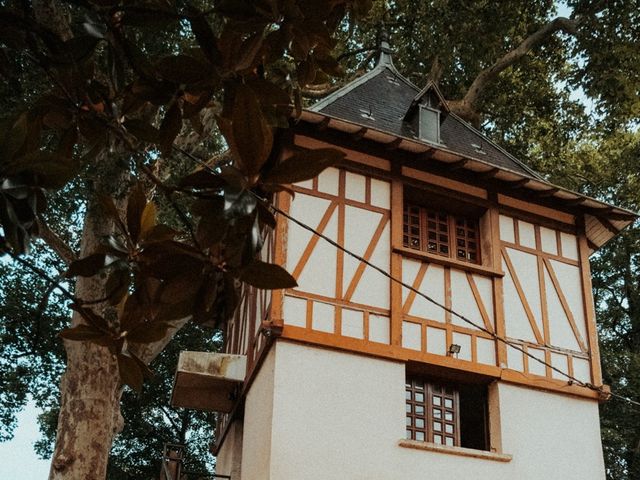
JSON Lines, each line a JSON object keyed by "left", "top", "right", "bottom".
{"left": 296, "top": 109, "right": 638, "bottom": 253}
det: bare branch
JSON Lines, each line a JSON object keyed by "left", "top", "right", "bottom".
{"left": 427, "top": 55, "right": 444, "bottom": 84}
{"left": 301, "top": 84, "right": 341, "bottom": 99}
{"left": 452, "top": 16, "right": 578, "bottom": 123}
{"left": 337, "top": 46, "right": 376, "bottom": 61}
{"left": 36, "top": 217, "right": 77, "bottom": 264}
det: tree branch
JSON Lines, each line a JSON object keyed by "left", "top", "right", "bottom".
{"left": 36, "top": 217, "right": 77, "bottom": 264}
{"left": 451, "top": 16, "right": 578, "bottom": 123}
{"left": 301, "top": 84, "right": 341, "bottom": 99}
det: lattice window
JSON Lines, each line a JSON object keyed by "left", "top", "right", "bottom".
{"left": 426, "top": 211, "right": 450, "bottom": 256}
{"left": 403, "top": 202, "right": 480, "bottom": 264}
{"left": 454, "top": 217, "right": 479, "bottom": 263}
{"left": 403, "top": 204, "right": 422, "bottom": 250}
{"left": 406, "top": 378, "right": 460, "bottom": 446}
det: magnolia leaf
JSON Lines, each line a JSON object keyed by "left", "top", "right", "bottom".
{"left": 105, "top": 268, "right": 130, "bottom": 306}
{"left": 123, "top": 119, "right": 160, "bottom": 143}
{"left": 139, "top": 201, "right": 156, "bottom": 240}
{"left": 119, "top": 293, "right": 145, "bottom": 333}
{"left": 98, "top": 195, "right": 128, "bottom": 237}
{"left": 117, "top": 353, "right": 144, "bottom": 392}
{"left": 296, "top": 57, "right": 316, "bottom": 87}
{"left": 178, "top": 169, "right": 228, "bottom": 190}
{"left": 160, "top": 272, "right": 202, "bottom": 304}
{"left": 130, "top": 352, "right": 154, "bottom": 380}
{"left": 187, "top": 9, "right": 222, "bottom": 65}
{"left": 196, "top": 210, "right": 227, "bottom": 247}
{"left": 127, "top": 183, "right": 146, "bottom": 243}
{"left": 66, "top": 253, "right": 107, "bottom": 278}
{"left": 50, "top": 35, "right": 100, "bottom": 65}
{"left": 231, "top": 85, "right": 273, "bottom": 176}
{"left": 68, "top": 303, "right": 110, "bottom": 332}
{"left": 246, "top": 77, "right": 291, "bottom": 107}
{"left": 127, "top": 321, "right": 171, "bottom": 344}
{"left": 2, "top": 113, "right": 28, "bottom": 160}
{"left": 159, "top": 102, "right": 182, "bottom": 156}
{"left": 256, "top": 201, "right": 277, "bottom": 229}
{"left": 140, "top": 224, "right": 180, "bottom": 244}
{"left": 156, "top": 54, "right": 212, "bottom": 84}
{"left": 262, "top": 148, "right": 345, "bottom": 185}
{"left": 238, "top": 259, "right": 297, "bottom": 289}
{"left": 18, "top": 151, "right": 78, "bottom": 189}
{"left": 59, "top": 324, "right": 108, "bottom": 341}
{"left": 293, "top": 88, "right": 302, "bottom": 119}
{"left": 234, "top": 31, "right": 264, "bottom": 72}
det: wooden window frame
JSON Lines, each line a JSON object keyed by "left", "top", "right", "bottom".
{"left": 403, "top": 202, "right": 481, "bottom": 264}
{"left": 406, "top": 378, "right": 460, "bottom": 446}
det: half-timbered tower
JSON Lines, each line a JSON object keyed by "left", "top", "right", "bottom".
{"left": 171, "top": 39, "right": 637, "bottom": 480}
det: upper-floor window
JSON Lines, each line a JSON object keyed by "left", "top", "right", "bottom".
{"left": 403, "top": 203, "right": 480, "bottom": 264}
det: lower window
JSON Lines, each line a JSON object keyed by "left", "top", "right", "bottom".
{"left": 405, "top": 376, "right": 488, "bottom": 450}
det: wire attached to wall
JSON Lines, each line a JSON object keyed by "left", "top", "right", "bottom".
{"left": 174, "top": 146, "right": 640, "bottom": 410}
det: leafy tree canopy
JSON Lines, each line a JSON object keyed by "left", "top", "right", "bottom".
{"left": 0, "top": 0, "right": 639, "bottom": 478}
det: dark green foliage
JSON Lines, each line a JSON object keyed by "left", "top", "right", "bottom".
{"left": 0, "top": 0, "right": 639, "bottom": 477}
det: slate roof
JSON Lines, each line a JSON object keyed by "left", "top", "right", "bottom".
{"left": 310, "top": 42, "right": 541, "bottom": 178}
{"left": 300, "top": 39, "right": 637, "bottom": 251}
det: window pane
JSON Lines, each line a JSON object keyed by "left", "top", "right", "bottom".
{"left": 445, "top": 436, "right": 454, "bottom": 446}
{"left": 416, "top": 431, "right": 425, "bottom": 441}
{"left": 433, "top": 421, "right": 442, "bottom": 431}
{"left": 415, "top": 405, "right": 424, "bottom": 414}
{"left": 445, "top": 424, "right": 454, "bottom": 434}
{"left": 416, "top": 418, "right": 424, "bottom": 429}
{"left": 434, "top": 434, "right": 443, "bottom": 444}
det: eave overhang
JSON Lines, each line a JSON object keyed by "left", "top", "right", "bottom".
{"left": 297, "top": 109, "right": 638, "bottom": 253}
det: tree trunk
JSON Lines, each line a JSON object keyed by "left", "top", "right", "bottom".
{"left": 48, "top": 160, "right": 128, "bottom": 479}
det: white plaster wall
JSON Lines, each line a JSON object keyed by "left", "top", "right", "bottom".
{"left": 239, "top": 347, "right": 276, "bottom": 480}
{"left": 238, "top": 341, "right": 606, "bottom": 480}
{"left": 499, "top": 382, "right": 606, "bottom": 479}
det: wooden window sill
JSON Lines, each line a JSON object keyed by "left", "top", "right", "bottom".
{"left": 398, "top": 439, "right": 512, "bottom": 462}
{"left": 394, "top": 246, "right": 504, "bottom": 278}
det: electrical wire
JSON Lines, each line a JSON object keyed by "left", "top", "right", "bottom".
{"left": 173, "top": 146, "right": 640, "bottom": 409}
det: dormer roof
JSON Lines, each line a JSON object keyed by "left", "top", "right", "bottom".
{"left": 405, "top": 81, "right": 450, "bottom": 117}
{"left": 300, "top": 40, "right": 637, "bottom": 251}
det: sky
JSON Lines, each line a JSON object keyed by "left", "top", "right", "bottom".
{"left": 0, "top": 400, "right": 51, "bottom": 478}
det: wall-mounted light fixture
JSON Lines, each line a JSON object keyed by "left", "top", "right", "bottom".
{"left": 448, "top": 344, "right": 461, "bottom": 357}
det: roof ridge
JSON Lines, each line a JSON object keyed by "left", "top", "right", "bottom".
{"left": 310, "top": 64, "right": 417, "bottom": 112}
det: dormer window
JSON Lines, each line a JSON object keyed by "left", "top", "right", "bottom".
{"left": 419, "top": 105, "right": 440, "bottom": 144}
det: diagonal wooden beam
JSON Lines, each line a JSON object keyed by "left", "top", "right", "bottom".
{"left": 596, "top": 216, "right": 620, "bottom": 235}
{"left": 402, "top": 262, "right": 429, "bottom": 314}
{"left": 502, "top": 248, "right": 545, "bottom": 345}
{"left": 343, "top": 213, "right": 390, "bottom": 301}
{"left": 291, "top": 201, "right": 339, "bottom": 280}
{"left": 465, "top": 272, "right": 494, "bottom": 333}
{"left": 542, "top": 258, "right": 588, "bottom": 352}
